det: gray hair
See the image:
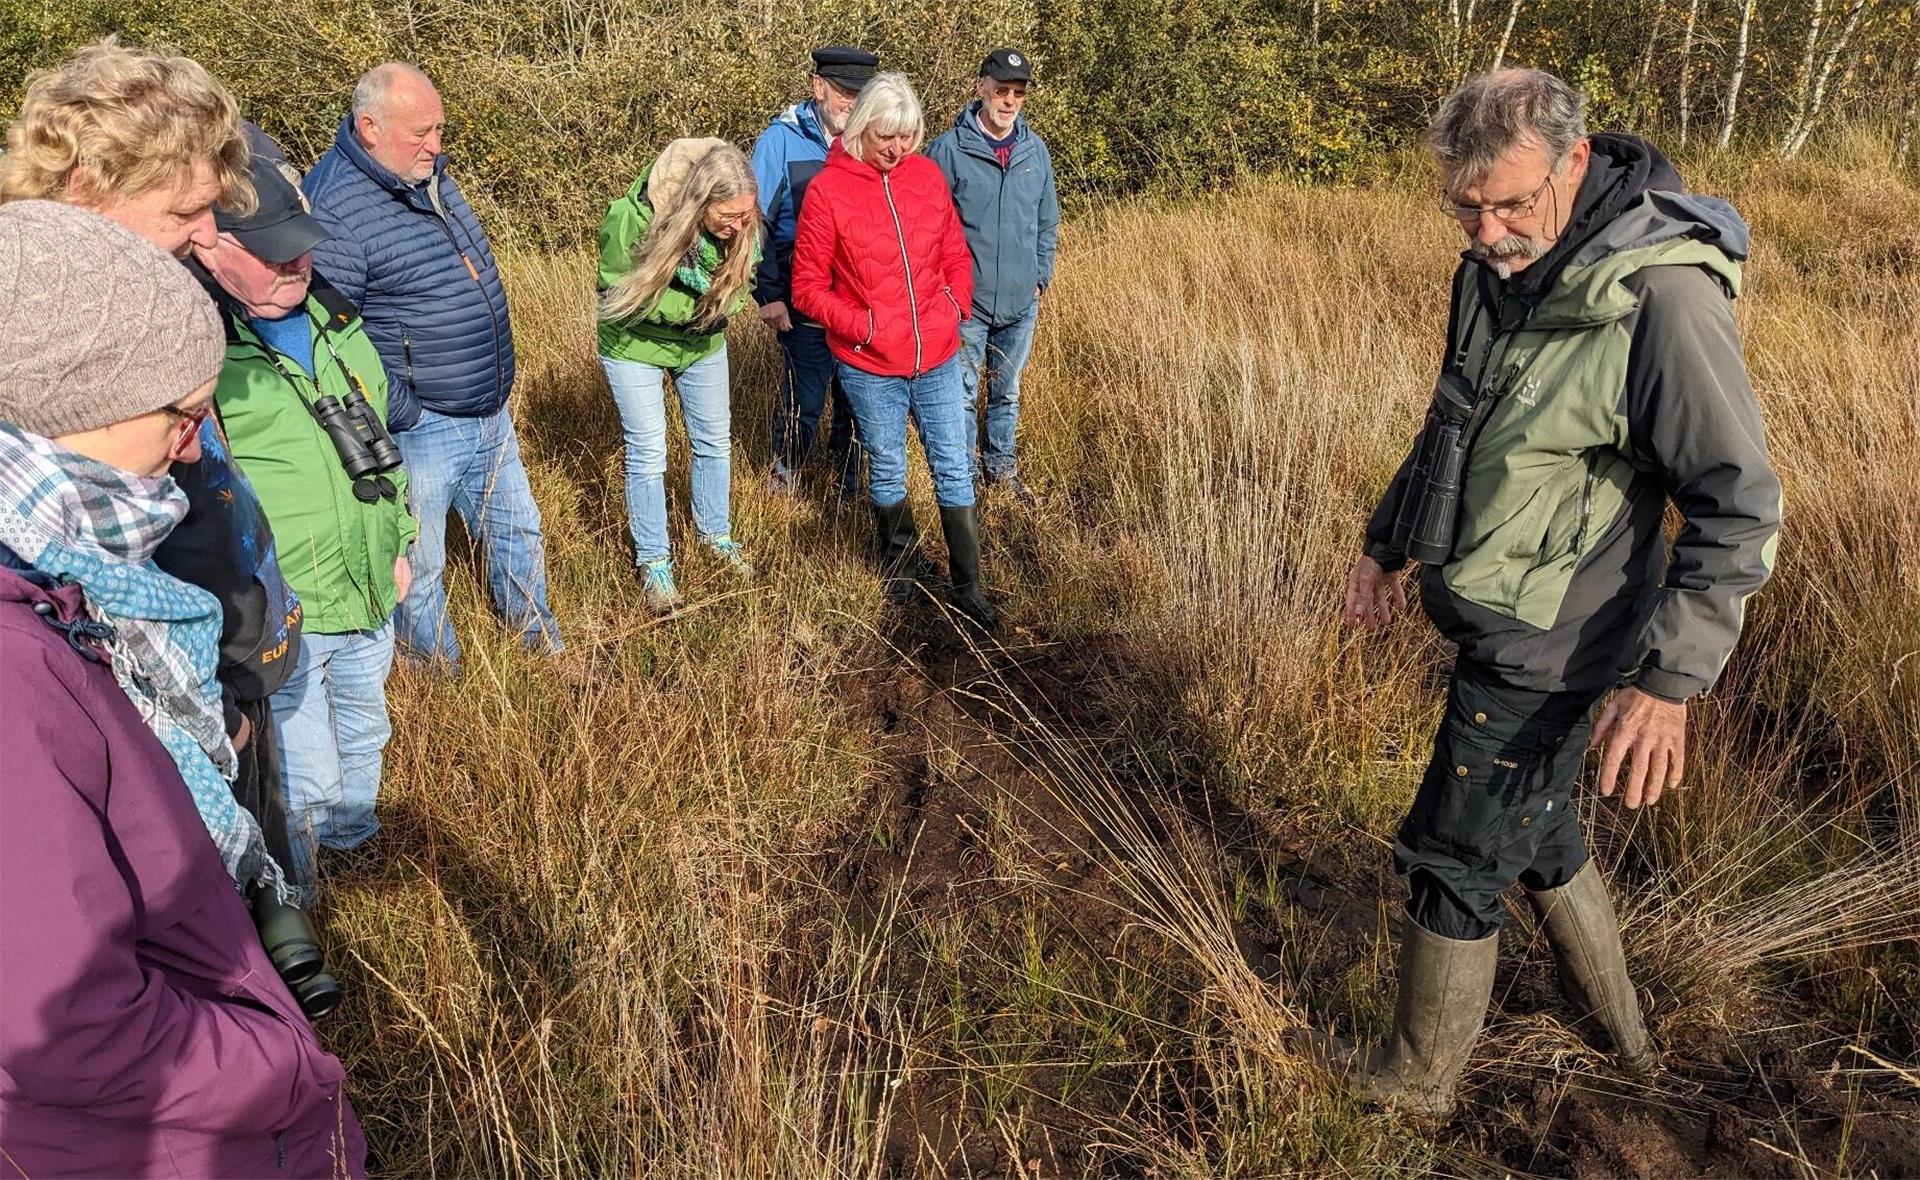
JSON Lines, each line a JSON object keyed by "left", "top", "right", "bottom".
{"left": 841, "top": 72, "right": 925, "bottom": 161}
{"left": 352, "top": 62, "right": 434, "bottom": 125}
{"left": 1427, "top": 68, "right": 1588, "bottom": 185}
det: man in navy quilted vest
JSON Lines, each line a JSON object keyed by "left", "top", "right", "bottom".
{"left": 305, "top": 62, "right": 561, "bottom": 669}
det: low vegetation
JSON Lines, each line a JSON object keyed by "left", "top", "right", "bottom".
{"left": 296, "top": 131, "right": 1920, "bottom": 1175}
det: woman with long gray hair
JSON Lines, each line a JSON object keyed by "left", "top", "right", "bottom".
{"left": 597, "top": 138, "right": 761, "bottom": 613}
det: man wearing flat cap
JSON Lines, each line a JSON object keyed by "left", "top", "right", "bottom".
{"left": 191, "top": 144, "right": 416, "bottom": 903}
{"left": 751, "top": 44, "right": 879, "bottom": 501}
{"left": 927, "top": 47, "right": 1060, "bottom": 501}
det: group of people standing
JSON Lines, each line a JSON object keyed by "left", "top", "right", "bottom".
{"left": 0, "top": 35, "right": 1059, "bottom": 1178}
{"left": 0, "top": 27, "right": 1783, "bottom": 1180}
{"left": 598, "top": 45, "right": 1059, "bottom": 624}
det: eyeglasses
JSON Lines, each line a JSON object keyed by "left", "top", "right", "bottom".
{"left": 1440, "top": 173, "right": 1554, "bottom": 225}
{"left": 161, "top": 402, "right": 211, "bottom": 463}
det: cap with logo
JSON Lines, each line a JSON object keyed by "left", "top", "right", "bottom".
{"left": 980, "top": 48, "right": 1032, "bottom": 83}
{"left": 811, "top": 46, "right": 880, "bottom": 93}
{"left": 214, "top": 123, "right": 331, "bottom": 265}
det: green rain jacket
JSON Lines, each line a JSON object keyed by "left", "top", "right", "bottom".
{"left": 1365, "top": 134, "right": 1782, "bottom": 701}
{"left": 210, "top": 277, "right": 417, "bottom": 635}
{"left": 596, "top": 161, "right": 759, "bottom": 371}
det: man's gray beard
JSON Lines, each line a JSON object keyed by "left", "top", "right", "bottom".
{"left": 1471, "top": 235, "right": 1549, "bottom": 279}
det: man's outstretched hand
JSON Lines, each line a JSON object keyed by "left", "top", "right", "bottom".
{"left": 1591, "top": 686, "right": 1686, "bottom": 809}
{"left": 1343, "top": 555, "right": 1408, "bottom": 630}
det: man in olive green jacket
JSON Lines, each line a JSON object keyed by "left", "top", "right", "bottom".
{"left": 1333, "top": 69, "right": 1781, "bottom": 1117}
{"left": 194, "top": 154, "right": 416, "bottom": 902}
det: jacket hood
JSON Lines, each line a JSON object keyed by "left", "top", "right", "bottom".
{"left": 1497, "top": 133, "right": 1749, "bottom": 324}
{"left": 329, "top": 114, "right": 447, "bottom": 196}
{"left": 0, "top": 557, "right": 88, "bottom": 625}
{"left": 766, "top": 101, "right": 830, "bottom": 151}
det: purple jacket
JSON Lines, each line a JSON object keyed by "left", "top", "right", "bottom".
{"left": 0, "top": 566, "right": 366, "bottom": 1178}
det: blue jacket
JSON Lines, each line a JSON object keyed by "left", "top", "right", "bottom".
{"left": 750, "top": 100, "right": 831, "bottom": 308}
{"left": 925, "top": 103, "right": 1060, "bottom": 327}
{"left": 303, "top": 116, "right": 515, "bottom": 428}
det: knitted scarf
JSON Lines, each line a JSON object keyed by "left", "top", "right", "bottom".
{"left": 0, "top": 422, "right": 288, "bottom": 901}
{"left": 675, "top": 233, "right": 722, "bottom": 298}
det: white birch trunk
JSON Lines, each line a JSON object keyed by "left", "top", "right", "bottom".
{"left": 1678, "top": 0, "right": 1702, "bottom": 148}
{"left": 1490, "top": 0, "right": 1524, "bottom": 72}
{"left": 1784, "top": 0, "right": 1873, "bottom": 157}
{"left": 1718, "top": 0, "right": 1757, "bottom": 148}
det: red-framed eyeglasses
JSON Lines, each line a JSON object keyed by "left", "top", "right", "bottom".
{"left": 160, "top": 403, "right": 212, "bottom": 462}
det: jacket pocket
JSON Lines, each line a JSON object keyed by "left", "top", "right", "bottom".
{"left": 942, "top": 286, "right": 964, "bottom": 322}
{"left": 401, "top": 334, "right": 417, "bottom": 389}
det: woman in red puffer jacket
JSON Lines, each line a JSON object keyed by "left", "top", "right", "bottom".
{"left": 790, "top": 72, "right": 997, "bottom": 629}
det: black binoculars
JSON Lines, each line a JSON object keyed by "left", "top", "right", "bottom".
{"left": 251, "top": 889, "right": 345, "bottom": 1021}
{"left": 1391, "top": 371, "right": 1477, "bottom": 567}
{"left": 311, "top": 383, "right": 403, "bottom": 504}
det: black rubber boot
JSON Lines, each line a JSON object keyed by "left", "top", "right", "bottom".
{"left": 873, "top": 499, "right": 932, "bottom": 603}
{"left": 938, "top": 505, "right": 999, "bottom": 630}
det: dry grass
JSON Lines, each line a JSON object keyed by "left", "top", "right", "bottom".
{"left": 313, "top": 141, "right": 1920, "bottom": 1176}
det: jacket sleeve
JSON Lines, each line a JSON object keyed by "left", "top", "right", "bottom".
{"left": 309, "top": 211, "right": 419, "bottom": 431}
{"left": 0, "top": 650, "right": 335, "bottom": 1134}
{"left": 594, "top": 194, "right": 641, "bottom": 294}
{"left": 309, "top": 208, "right": 368, "bottom": 310}
{"left": 789, "top": 186, "right": 870, "bottom": 343}
{"left": 1361, "top": 441, "right": 1421, "bottom": 572}
{"left": 750, "top": 131, "right": 792, "bottom": 306}
{"left": 938, "top": 185, "right": 975, "bottom": 317}
{"left": 1620, "top": 265, "right": 1782, "bottom": 702}
{"left": 1036, "top": 143, "right": 1060, "bottom": 291}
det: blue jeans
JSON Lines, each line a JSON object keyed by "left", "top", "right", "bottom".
{"left": 957, "top": 302, "right": 1040, "bottom": 480}
{"left": 270, "top": 625, "right": 396, "bottom": 900}
{"left": 835, "top": 354, "right": 975, "bottom": 509}
{"left": 601, "top": 348, "right": 734, "bottom": 564}
{"left": 772, "top": 324, "right": 863, "bottom": 494}
{"left": 394, "top": 405, "right": 561, "bottom": 666}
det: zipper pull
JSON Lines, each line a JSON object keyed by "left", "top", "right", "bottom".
{"left": 460, "top": 253, "right": 480, "bottom": 283}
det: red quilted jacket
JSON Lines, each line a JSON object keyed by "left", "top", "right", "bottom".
{"left": 791, "top": 142, "right": 975, "bottom": 377}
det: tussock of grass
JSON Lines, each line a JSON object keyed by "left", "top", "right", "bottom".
{"left": 316, "top": 154, "right": 1919, "bottom": 1175}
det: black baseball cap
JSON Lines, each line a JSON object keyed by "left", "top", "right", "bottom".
{"left": 980, "top": 48, "right": 1033, "bottom": 83}
{"left": 811, "top": 45, "right": 879, "bottom": 92}
{"left": 216, "top": 124, "right": 329, "bottom": 264}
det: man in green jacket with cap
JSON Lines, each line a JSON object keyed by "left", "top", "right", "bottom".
{"left": 1332, "top": 68, "right": 1782, "bottom": 1117}
{"left": 193, "top": 145, "right": 416, "bottom": 902}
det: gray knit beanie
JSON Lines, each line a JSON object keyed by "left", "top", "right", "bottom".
{"left": 0, "top": 200, "right": 225, "bottom": 439}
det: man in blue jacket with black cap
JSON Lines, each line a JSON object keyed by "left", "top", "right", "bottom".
{"left": 305, "top": 62, "right": 561, "bottom": 670}
{"left": 927, "top": 47, "right": 1060, "bottom": 500}
{"left": 751, "top": 45, "right": 877, "bottom": 500}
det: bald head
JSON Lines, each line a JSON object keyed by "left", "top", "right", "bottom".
{"left": 352, "top": 62, "right": 444, "bottom": 183}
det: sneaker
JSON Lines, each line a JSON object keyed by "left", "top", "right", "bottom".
{"left": 704, "top": 534, "right": 754, "bottom": 579}
{"left": 639, "top": 558, "right": 685, "bottom": 615}
{"left": 769, "top": 463, "right": 801, "bottom": 497}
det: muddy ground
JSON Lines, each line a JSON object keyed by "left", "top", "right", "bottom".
{"left": 819, "top": 599, "right": 1920, "bottom": 1179}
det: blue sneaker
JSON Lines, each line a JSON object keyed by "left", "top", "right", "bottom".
{"left": 639, "top": 558, "right": 684, "bottom": 615}
{"left": 704, "top": 534, "right": 754, "bottom": 579}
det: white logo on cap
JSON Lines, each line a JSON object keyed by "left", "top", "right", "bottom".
{"left": 1008, "top": 53, "right": 1023, "bottom": 65}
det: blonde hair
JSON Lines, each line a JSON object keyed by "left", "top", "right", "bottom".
{"left": 599, "top": 140, "right": 759, "bottom": 331}
{"left": 0, "top": 37, "right": 255, "bottom": 215}
{"left": 841, "top": 72, "right": 925, "bottom": 161}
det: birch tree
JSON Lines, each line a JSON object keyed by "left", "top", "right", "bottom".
{"left": 1489, "top": 0, "right": 1524, "bottom": 72}
{"left": 1718, "top": 0, "right": 1757, "bottom": 148}
{"left": 1781, "top": 0, "right": 1873, "bottom": 157}
{"left": 1677, "top": 0, "right": 1702, "bottom": 148}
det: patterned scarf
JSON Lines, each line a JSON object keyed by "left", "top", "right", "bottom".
{"left": 0, "top": 422, "right": 287, "bottom": 901}
{"left": 675, "top": 232, "right": 723, "bottom": 298}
